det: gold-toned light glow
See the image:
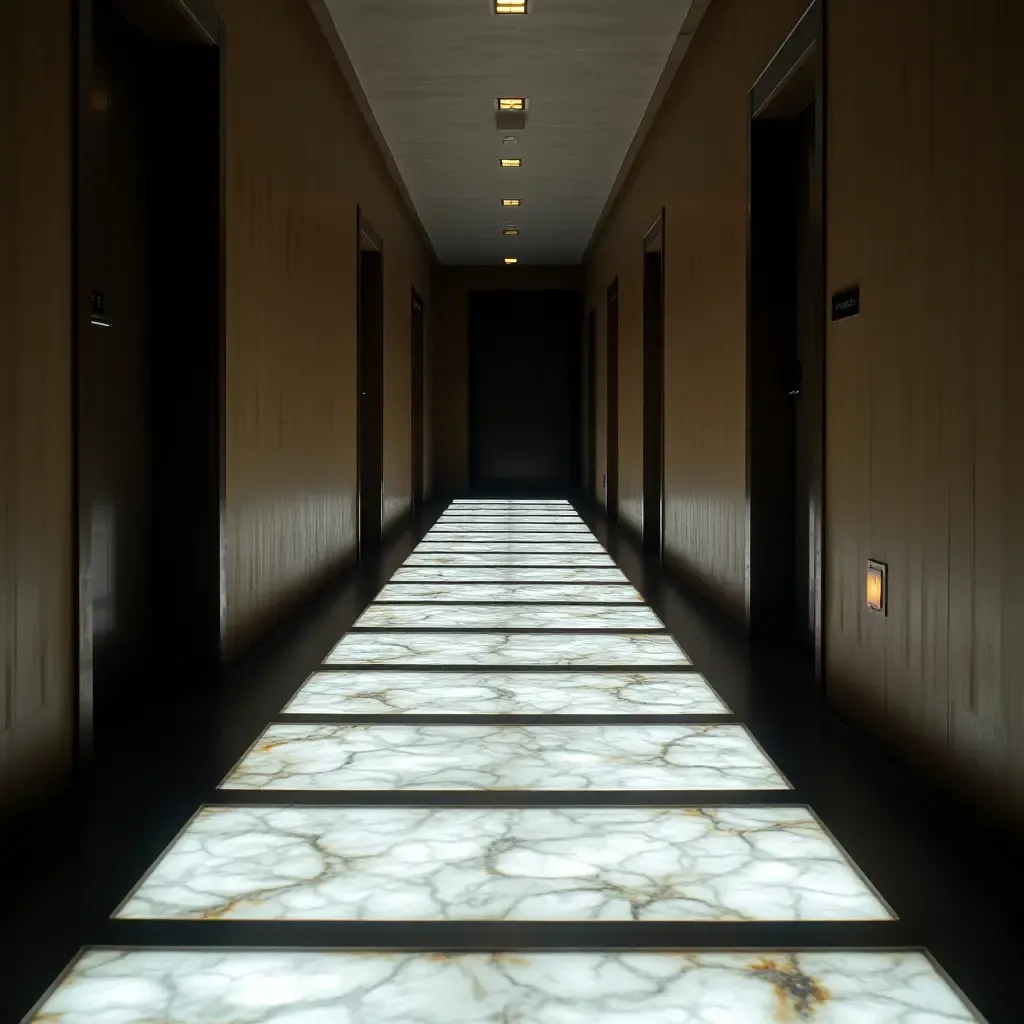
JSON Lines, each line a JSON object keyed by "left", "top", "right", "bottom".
{"left": 866, "top": 560, "right": 886, "bottom": 614}
{"left": 504, "top": 258, "right": 518, "bottom": 264}
{"left": 495, "top": 1, "right": 527, "bottom": 15}
{"left": 500, "top": 158, "right": 522, "bottom": 168}
{"left": 502, "top": 199, "right": 521, "bottom": 207}
{"left": 498, "top": 97, "right": 526, "bottom": 111}
{"left": 503, "top": 228, "right": 519, "bottom": 236}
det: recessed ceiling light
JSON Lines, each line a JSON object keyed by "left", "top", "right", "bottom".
{"left": 500, "top": 158, "right": 522, "bottom": 168}
{"left": 497, "top": 97, "right": 526, "bottom": 111}
{"left": 502, "top": 199, "right": 521, "bottom": 207}
{"left": 495, "top": 1, "right": 527, "bottom": 14}
{"left": 504, "top": 257, "right": 518, "bottom": 264}
{"left": 503, "top": 228, "right": 519, "bottom": 236}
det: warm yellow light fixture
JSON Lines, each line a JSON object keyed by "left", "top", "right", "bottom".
{"left": 866, "top": 559, "right": 887, "bottom": 614}
{"left": 497, "top": 97, "right": 526, "bottom": 111}
{"left": 502, "top": 228, "right": 519, "bottom": 236}
{"left": 504, "top": 257, "right": 518, "bottom": 264}
{"left": 500, "top": 158, "right": 522, "bottom": 168}
{"left": 502, "top": 199, "right": 521, "bottom": 207}
{"left": 495, "top": 1, "right": 527, "bottom": 14}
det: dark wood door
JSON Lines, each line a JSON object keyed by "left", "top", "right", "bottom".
{"left": 357, "top": 242, "right": 384, "bottom": 553}
{"left": 468, "top": 290, "right": 582, "bottom": 493}
{"left": 586, "top": 308, "right": 597, "bottom": 498}
{"left": 606, "top": 280, "right": 619, "bottom": 523}
{"left": 411, "top": 290, "right": 425, "bottom": 511}
{"left": 642, "top": 237, "right": 665, "bottom": 554}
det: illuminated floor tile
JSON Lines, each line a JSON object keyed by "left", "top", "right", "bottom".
{"left": 283, "top": 670, "right": 729, "bottom": 715}
{"left": 439, "top": 514, "right": 584, "bottom": 522}
{"left": 375, "top": 583, "right": 644, "bottom": 602}
{"left": 354, "top": 603, "right": 663, "bottom": 630}
{"left": 391, "top": 566, "right": 629, "bottom": 583}
{"left": 415, "top": 542, "right": 606, "bottom": 554}
{"left": 221, "top": 723, "right": 786, "bottom": 791}
{"left": 29, "top": 948, "right": 983, "bottom": 1023}
{"left": 114, "top": 805, "right": 891, "bottom": 921}
{"left": 325, "top": 631, "right": 689, "bottom": 666}
{"left": 404, "top": 552, "right": 615, "bottom": 566}
{"left": 423, "top": 532, "right": 599, "bottom": 543}
{"left": 429, "top": 522, "right": 592, "bottom": 533}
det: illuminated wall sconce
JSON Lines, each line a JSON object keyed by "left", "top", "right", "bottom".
{"left": 866, "top": 559, "right": 887, "bottom": 614}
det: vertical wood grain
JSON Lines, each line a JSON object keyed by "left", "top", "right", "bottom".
{"left": 586, "top": 0, "right": 808, "bottom": 616}
{"left": 0, "top": 0, "right": 74, "bottom": 818}
{"left": 217, "top": 0, "right": 431, "bottom": 654}
{"left": 827, "top": 0, "right": 1024, "bottom": 833}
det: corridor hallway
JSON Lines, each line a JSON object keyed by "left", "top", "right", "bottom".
{"left": 17, "top": 500, "right": 996, "bottom": 1022}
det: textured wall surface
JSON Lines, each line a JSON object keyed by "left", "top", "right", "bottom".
{"left": 0, "top": 0, "right": 74, "bottom": 818}
{"left": 586, "top": 0, "right": 807, "bottom": 614}
{"left": 825, "top": 0, "right": 1024, "bottom": 836}
{"left": 219, "top": 0, "right": 433, "bottom": 654}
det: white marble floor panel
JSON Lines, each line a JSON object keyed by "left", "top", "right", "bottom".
{"left": 414, "top": 541, "right": 606, "bottom": 553}
{"left": 29, "top": 948, "right": 982, "bottom": 1023}
{"left": 115, "top": 805, "right": 892, "bottom": 921}
{"left": 220, "top": 723, "right": 787, "bottom": 791}
{"left": 283, "top": 670, "right": 730, "bottom": 716}
{"left": 353, "top": 603, "right": 664, "bottom": 630}
{"left": 423, "top": 532, "right": 599, "bottom": 543}
{"left": 390, "top": 566, "right": 630, "bottom": 583}
{"left": 374, "top": 583, "right": 644, "bottom": 603}
{"left": 324, "top": 631, "right": 690, "bottom": 666}
{"left": 430, "top": 522, "right": 591, "bottom": 533}
{"left": 404, "top": 552, "right": 616, "bottom": 566}
{"left": 439, "top": 515, "right": 584, "bottom": 522}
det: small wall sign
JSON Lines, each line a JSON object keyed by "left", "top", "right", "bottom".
{"left": 831, "top": 286, "right": 860, "bottom": 321}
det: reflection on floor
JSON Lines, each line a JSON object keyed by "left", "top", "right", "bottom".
{"left": 25, "top": 499, "right": 985, "bottom": 1021}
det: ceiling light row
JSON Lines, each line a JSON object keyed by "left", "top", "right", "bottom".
{"left": 496, "top": 90, "right": 526, "bottom": 260}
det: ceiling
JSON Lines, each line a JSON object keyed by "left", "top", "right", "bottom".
{"left": 321, "top": 0, "right": 700, "bottom": 266}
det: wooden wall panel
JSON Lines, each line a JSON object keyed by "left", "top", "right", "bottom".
{"left": 586, "top": 0, "right": 807, "bottom": 614}
{"left": 826, "top": 0, "right": 1024, "bottom": 835}
{"left": 218, "top": 0, "right": 432, "bottom": 654}
{"left": 0, "top": 0, "right": 74, "bottom": 818}
{"left": 431, "top": 265, "right": 585, "bottom": 494}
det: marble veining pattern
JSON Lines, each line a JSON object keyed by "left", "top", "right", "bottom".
{"left": 353, "top": 603, "right": 664, "bottom": 630}
{"left": 282, "top": 670, "right": 730, "bottom": 715}
{"left": 374, "top": 582, "right": 644, "bottom": 602}
{"left": 415, "top": 540, "right": 606, "bottom": 557}
{"left": 390, "top": 566, "right": 630, "bottom": 583}
{"left": 423, "top": 533, "right": 600, "bottom": 544}
{"left": 221, "top": 723, "right": 788, "bottom": 791}
{"left": 29, "top": 948, "right": 983, "bottom": 1023}
{"left": 325, "top": 631, "right": 690, "bottom": 666}
{"left": 430, "top": 522, "right": 591, "bottom": 533}
{"left": 404, "top": 552, "right": 615, "bottom": 566}
{"left": 115, "top": 805, "right": 892, "bottom": 921}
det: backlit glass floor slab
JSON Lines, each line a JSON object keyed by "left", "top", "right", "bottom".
{"left": 28, "top": 948, "right": 983, "bottom": 1023}
{"left": 220, "top": 723, "right": 788, "bottom": 790}
{"left": 353, "top": 603, "right": 663, "bottom": 630}
{"left": 429, "top": 522, "right": 591, "bottom": 533}
{"left": 390, "top": 566, "right": 630, "bottom": 583}
{"left": 114, "top": 805, "right": 892, "bottom": 921}
{"left": 404, "top": 552, "right": 615, "bottom": 566}
{"left": 414, "top": 541, "right": 606, "bottom": 553}
{"left": 283, "top": 670, "right": 730, "bottom": 715}
{"left": 439, "top": 514, "right": 584, "bottom": 522}
{"left": 424, "top": 536, "right": 595, "bottom": 544}
{"left": 324, "top": 631, "right": 690, "bottom": 666}
{"left": 375, "top": 583, "right": 644, "bottom": 602}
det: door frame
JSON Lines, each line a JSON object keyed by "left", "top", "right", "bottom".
{"left": 745, "top": 0, "right": 826, "bottom": 679}
{"left": 585, "top": 307, "right": 597, "bottom": 499}
{"left": 643, "top": 209, "right": 666, "bottom": 557}
{"left": 72, "top": 0, "right": 226, "bottom": 763}
{"left": 355, "top": 207, "right": 383, "bottom": 558}
{"left": 605, "top": 278, "right": 619, "bottom": 525}
{"left": 410, "top": 286, "right": 425, "bottom": 513}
